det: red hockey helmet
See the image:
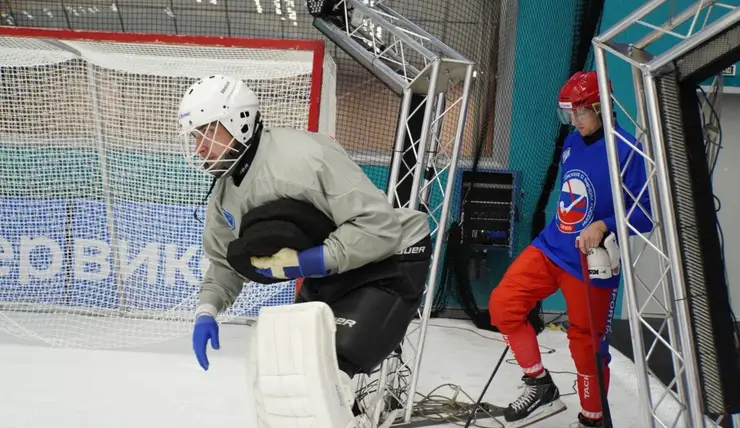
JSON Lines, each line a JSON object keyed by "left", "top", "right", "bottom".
{"left": 557, "top": 71, "right": 611, "bottom": 125}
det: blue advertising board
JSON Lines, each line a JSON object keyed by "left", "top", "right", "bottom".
{"left": 0, "top": 197, "right": 295, "bottom": 317}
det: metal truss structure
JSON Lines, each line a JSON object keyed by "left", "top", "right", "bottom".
{"left": 593, "top": 1, "right": 739, "bottom": 427}
{"left": 311, "top": 0, "right": 475, "bottom": 426}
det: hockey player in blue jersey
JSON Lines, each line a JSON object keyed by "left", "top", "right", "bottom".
{"left": 488, "top": 71, "right": 654, "bottom": 427}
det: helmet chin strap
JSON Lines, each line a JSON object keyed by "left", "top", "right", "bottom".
{"left": 204, "top": 112, "right": 263, "bottom": 182}
{"left": 224, "top": 114, "right": 264, "bottom": 185}
{"left": 191, "top": 116, "right": 264, "bottom": 224}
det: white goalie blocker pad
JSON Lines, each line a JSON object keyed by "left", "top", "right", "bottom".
{"left": 247, "top": 301, "right": 368, "bottom": 428}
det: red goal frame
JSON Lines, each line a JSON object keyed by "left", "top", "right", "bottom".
{"left": 0, "top": 26, "right": 327, "bottom": 132}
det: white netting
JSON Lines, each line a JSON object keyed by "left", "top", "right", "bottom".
{"left": 0, "top": 33, "right": 337, "bottom": 349}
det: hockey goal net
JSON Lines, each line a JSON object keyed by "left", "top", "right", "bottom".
{"left": 0, "top": 27, "right": 337, "bottom": 349}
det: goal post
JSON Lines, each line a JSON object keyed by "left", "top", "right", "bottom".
{"left": 0, "top": 27, "right": 337, "bottom": 349}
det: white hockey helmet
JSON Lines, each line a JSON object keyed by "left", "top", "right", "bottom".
{"left": 178, "top": 75, "right": 261, "bottom": 178}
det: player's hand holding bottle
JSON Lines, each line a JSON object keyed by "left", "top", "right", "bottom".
{"left": 192, "top": 314, "right": 220, "bottom": 370}
{"left": 576, "top": 220, "right": 608, "bottom": 253}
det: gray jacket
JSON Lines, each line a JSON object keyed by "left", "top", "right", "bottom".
{"left": 196, "top": 127, "right": 430, "bottom": 317}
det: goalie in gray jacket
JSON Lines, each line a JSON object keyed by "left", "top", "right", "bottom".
{"left": 178, "top": 75, "right": 431, "bottom": 428}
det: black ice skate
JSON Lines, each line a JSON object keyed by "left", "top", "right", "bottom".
{"left": 576, "top": 412, "right": 605, "bottom": 428}
{"left": 503, "top": 370, "right": 566, "bottom": 427}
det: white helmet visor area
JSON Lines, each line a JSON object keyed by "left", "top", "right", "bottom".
{"left": 557, "top": 101, "right": 602, "bottom": 126}
{"left": 179, "top": 121, "right": 241, "bottom": 177}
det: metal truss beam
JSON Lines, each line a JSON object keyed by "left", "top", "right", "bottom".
{"left": 312, "top": 1, "right": 476, "bottom": 426}
{"left": 313, "top": 0, "right": 469, "bottom": 96}
{"left": 593, "top": 1, "right": 739, "bottom": 427}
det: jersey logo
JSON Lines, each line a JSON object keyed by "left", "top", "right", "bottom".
{"left": 562, "top": 147, "right": 571, "bottom": 164}
{"left": 222, "top": 208, "right": 236, "bottom": 230}
{"left": 557, "top": 169, "right": 595, "bottom": 234}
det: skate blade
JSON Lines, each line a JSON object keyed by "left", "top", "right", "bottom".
{"left": 504, "top": 399, "right": 567, "bottom": 428}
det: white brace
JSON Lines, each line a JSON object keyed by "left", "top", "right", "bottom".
{"left": 246, "top": 301, "right": 372, "bottom": 428}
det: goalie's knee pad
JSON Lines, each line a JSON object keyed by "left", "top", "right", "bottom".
{"left": 248, "top": 301, "right": 359, "bottom": 428}
{"left": 331, "top": 284, "right": 421, "bottom": 377}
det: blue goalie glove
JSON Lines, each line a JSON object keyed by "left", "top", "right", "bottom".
{"left": 250, "top": 246, "right": 329, "bottom": 279}
{"left": 192, "top": 314, "right": 220, "bottom": 371}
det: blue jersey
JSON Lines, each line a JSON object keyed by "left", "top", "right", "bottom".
{"left": 532, "top": 125, "right": 654, "bottom": 289}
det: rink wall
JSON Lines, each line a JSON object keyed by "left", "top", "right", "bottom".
{"left": 0, "top": 196, "right": 295, "bottom": 317}
{"left": 0, "top": 197, "right": 206, "bottom": 307}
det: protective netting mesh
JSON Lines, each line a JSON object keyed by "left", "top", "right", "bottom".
{"left": 1, "top": 0, "right": 505, "bottom": 327}
{"left": 530, "top": 0, "right": 605, "bottom": 242}
{"left": 0, "top": 33, "right": 336, "bottom": 349}
{"left": 0, "top": 0, "right": 502, "bottom": 196}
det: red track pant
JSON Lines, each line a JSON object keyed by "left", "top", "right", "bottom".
{"left": 489, "top": 245, "right": 614, "bottom": 420}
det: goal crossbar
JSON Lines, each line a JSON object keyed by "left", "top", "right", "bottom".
{"left": 0, "top": 26, "right": 328, "bottom": 132}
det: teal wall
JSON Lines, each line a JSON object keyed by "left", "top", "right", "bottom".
{"left": 410, "top": 0, "right": 589, "bottom": 315}
{"left": 475, "top": 0, "right": 737, "bottom": 315}
{"left": 601, "top": 0, "right": 735, "bottom": 126}
{"left": 502, "top": 0, "right": 581, "bottom": 313}
{"left": 477, "top": 0, "right": 730, "bottom": 317}
{"left": 360, "top": 0, "right": 585, "bottom": 315}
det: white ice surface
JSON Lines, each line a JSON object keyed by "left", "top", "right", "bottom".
{"left": 0, "top": 317, "right": 683, "bottom": 428}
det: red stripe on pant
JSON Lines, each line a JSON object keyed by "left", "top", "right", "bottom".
{"left": 488, "top": 245, "right": 614, "bottom": 417}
